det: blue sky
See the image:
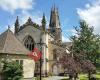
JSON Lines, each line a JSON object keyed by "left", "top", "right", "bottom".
{"left": 0, "top": 0, "right": 100, "bottom": 42}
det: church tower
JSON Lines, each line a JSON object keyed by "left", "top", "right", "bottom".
{"left": 49, "top": 6, "right": 62, "bottom": 42}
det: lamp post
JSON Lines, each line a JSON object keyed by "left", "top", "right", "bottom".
{"left": 37, "top": 30, "right": 45, "bottom": 80}
{"left": 39, "top": 37, "right": 42, "bottom": 80}
{"left": 39, "top": 13, "right": 46, "bottom": 80}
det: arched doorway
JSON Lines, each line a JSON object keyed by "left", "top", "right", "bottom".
{"left": 52, "top": 63, "right": 64, "bottom": 76}
{"left": 52, "top": 65, "right": 58, "bottom": 75}
{"left": 52, "top": 63, "right": 59, "bottom": 76}
{"left": 23, "top": 35, "right": 34, "bottom": 51}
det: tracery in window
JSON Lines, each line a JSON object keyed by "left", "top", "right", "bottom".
{"left": 24, "top": 36, "right": 34, "bottom": 51}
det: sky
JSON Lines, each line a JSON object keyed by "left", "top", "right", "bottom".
{"left": 0, "top": 0, "right": 100, "bottom": 42}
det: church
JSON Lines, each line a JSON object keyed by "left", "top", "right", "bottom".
{"left": 0, "top": 6, "right": 71, "bottom": 79}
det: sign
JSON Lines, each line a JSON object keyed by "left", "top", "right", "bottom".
{"left": 28, "top": 48, "right": 42, "bottom": 62}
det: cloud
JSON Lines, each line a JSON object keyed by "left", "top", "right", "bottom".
{"left": 8, "top": 10, "right": 49, "bottom": 33}
{"left": 62, "top": 30, "right": 73, "bottom": 42}
{"left": 10, "top": 25, "right": 15, "bottom": 33}
{"left": 62, "top": 28, "right": 79, "bottom": 42}
{"left": 0, "top": 0, "right": 49, "bottom": 34}
{"left": 0, "top": 0, "right": 34, "bottom": 13}
{"left": 77, "top": 0, "right": 100, "bottom": 34}
{"left": 7, "top": 11, "right": 42, "bottom": 33}
{"left": 63, "top": 29, "right": 77, "bottom": 38}
{"left": 62, "top": 35, "right": 70, "bottom": 42}
{"left": 64, "top": 29, "right": 77, "bottom": 36}
{"left": 20, "top": 10, "right": 49, "bottom": 26}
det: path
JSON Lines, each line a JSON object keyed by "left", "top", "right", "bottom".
{"left": 43, "top": 76, "right": 68, "bottom": 80}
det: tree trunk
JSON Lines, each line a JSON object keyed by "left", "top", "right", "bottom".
{"left": 88, "top": 71, "right": 91, "bottom": 80}
{"left": 74, "top": 73, "right": 79, "bottom": 80}
{"left": 69, "top": 74, "right": 73, "bottom": 80}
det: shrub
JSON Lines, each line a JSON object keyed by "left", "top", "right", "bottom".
{"left": 2, "top": 61, "right": 23, "bottom": 80}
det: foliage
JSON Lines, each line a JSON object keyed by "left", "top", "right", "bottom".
{"left": 71, "top": 20, "right": 100, "bottom": 65}
{"left": 2, "top": 61, "right": 23, "bottom": 80}
{"left": 81, "top": 60, "right": 96, "bottom": 73}
{"left": 59, "top": 54, "right": 81, "bottom": 74}
{"left": 0, "top": 58, "right": 3, "bottom": 72}
{"left": 48, "top": 72, "right": 53, "bottom": 76}
{"left": 33, "top": 76, "right": 40, "bottom": 80}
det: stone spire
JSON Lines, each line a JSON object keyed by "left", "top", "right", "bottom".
{"left": 15, "top": 16, "right": 19, "bottom": 34}
{"left": 49, "top": 5, "right": 62, "bottom": 42}
{"left": 41, "top": 13, "right": 46, "bottom": 31}
{"left": 49, "top": 5, "right": 60, "bottom": 29}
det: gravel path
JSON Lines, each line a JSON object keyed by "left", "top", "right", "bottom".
{"left": 44, "top": 76, "right": 68, "bottom": 80}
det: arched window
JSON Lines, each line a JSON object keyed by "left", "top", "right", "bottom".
{"left": 24, "top": 36, "right": 34, "bottom": 51}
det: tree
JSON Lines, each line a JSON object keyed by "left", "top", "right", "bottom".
{"left": 70, "top": 20, "right": 99, "bottom": 79}
{"left": 0, "top": 58, "right": 2, "bottom": 72}
{"left": 81, "top": 60, "right": 96, "bottom": 80}
{"left": 59, "top": 54, "right": 81, "bottom": 80}
{"left": 0, "top": 58, "right": 3, "bottom": 80}
{"left": 2, "top": 61, "right": 23, "bottom": 80}
{"left": 71, "top": 20, "right": 100, "bottom": 65}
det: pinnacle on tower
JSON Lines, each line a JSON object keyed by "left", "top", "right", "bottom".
{"left": 26, "top": 17, "right": 34, "bottom": 25}
{"left": 41, "top": 13, "right": 46, "bottom": 31}
{"left": 8, "top": 25, "right": 10, "bottom": 29}
{"left": 15, "top": 16, "right": 20, "bottom": 34}
{"left": 28, "top": 17, "right": 32, "bottom": 22}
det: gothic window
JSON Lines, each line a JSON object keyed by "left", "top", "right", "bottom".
{"left": 24, "top": 36, "right": 34, "bottom": 51}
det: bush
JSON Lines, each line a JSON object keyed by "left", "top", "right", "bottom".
{"left": 2, "top": 61, "right": 23, "bottom": 80}
{"left": 48, "top": 72, "right": 53, "bottom": 76}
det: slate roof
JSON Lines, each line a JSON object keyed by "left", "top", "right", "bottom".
{"left": 0, "top": 29, "right": 30, "bottom": 55}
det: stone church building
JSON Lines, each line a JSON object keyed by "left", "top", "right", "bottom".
{"left": 0, "top": 6, "right": 70, "bottom": 79}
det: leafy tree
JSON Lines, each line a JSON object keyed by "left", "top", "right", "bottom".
{"left": 59, "top": 54, "right": 81, "bottom": 80}
{"left": 2, "top": 61, "right": 23, "bottom": 80}
{"left": 81, "top": 60, "right": 96, "bottom": 80}
{"left": 71, "top": 20, "right": 100, "bottom": 65}
{"left": 70, "top": 20, "right": 99, "bottom": 79}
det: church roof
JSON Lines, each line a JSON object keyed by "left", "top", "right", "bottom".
{"left": 0, "top": 29, "right": 30, "bottom": 55}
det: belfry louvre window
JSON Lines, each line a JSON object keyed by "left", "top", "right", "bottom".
{"left": 24, "top": 36, "right": 34, "bottom": 51}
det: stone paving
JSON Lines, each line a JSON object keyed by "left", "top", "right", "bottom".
{"left": 43, "top": 76, "right": 68, "bottom": 80}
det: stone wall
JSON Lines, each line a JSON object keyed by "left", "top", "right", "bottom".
{"left": 0, "top": 54, "right": 35, "bottom": 79}
{"left": 47, "top": 42, "right": 65, "bottom": 74}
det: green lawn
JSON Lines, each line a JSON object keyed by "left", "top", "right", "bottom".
{"left": 61, "top": 72, "right": 100, "bottom": 80}
{"left": 95, "top": 72, "right": 100, "bottom": 79}
{"left": 59, "top": 72, "right": 100, "bottom": 80}
{"left": 34, "top": 72, "right": 100, "bottom": 80}
{"left": 79, "top": 74, "right": 88, "bottom": 80}
{"left": 79, "top": 72, "right": 100, "bottom": 80}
